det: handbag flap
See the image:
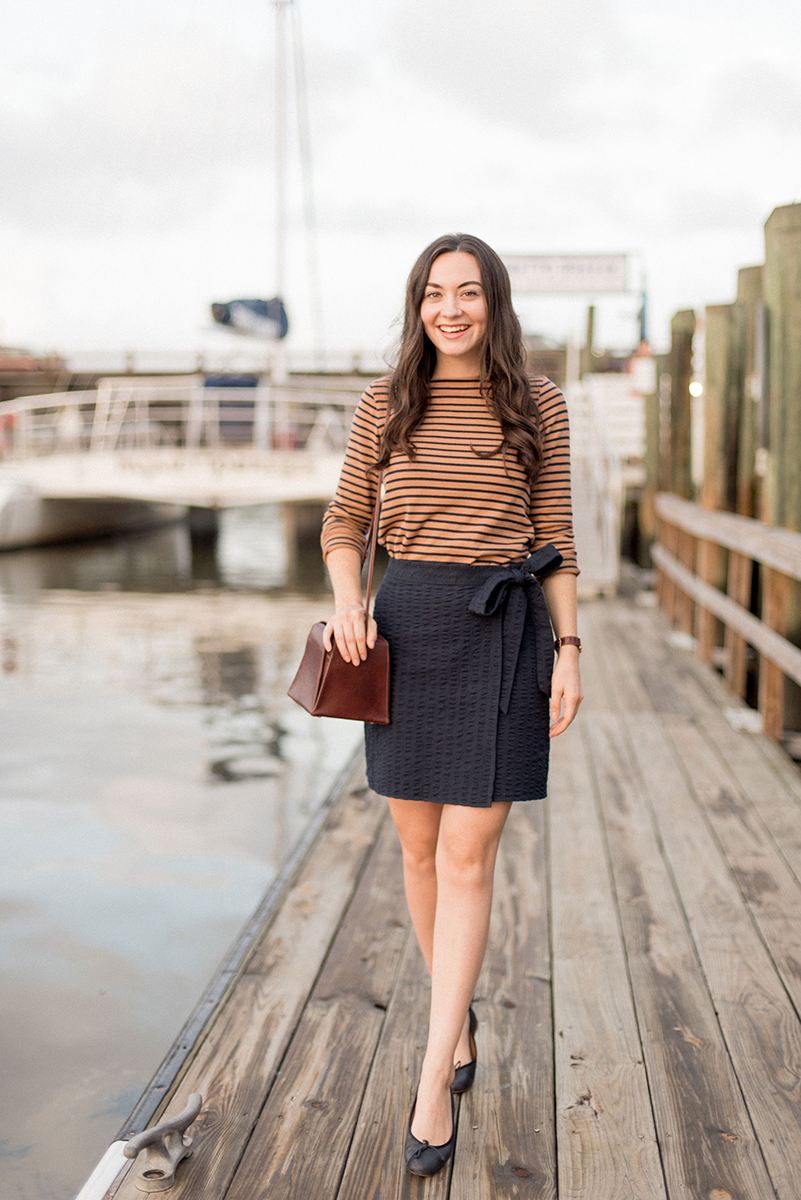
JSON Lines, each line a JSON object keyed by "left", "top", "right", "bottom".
{"left": 287, "top": 622, "right": 328, "bottom": 711}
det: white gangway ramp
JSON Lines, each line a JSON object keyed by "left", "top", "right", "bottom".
{"left": 565, "top": 379, "right": 623, "bottom": 598}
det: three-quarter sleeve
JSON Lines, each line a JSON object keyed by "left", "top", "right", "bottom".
{"left": 320, "top": 386, "right": 384, "bottom": 561}
{"left": 529, "top": 379, "right": 580, "bottom": 576}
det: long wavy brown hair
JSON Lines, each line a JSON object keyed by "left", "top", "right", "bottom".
{"left": 375, "top": 233, "right": 543, "bottom": 482}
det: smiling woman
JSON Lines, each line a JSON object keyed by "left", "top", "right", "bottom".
{"left": 319, "top": 232, "right": 583, "bottom": 1175}
{"left": 420, "top": 251, "right": 488, "bottom": 364}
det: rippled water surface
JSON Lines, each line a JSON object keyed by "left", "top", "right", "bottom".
{"left": 0, "top": 508, "right": 364, "bottom": 1200}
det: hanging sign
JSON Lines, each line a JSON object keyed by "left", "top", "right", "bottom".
{"left": 502, "top": 254, "right": 629, "bottom": 294}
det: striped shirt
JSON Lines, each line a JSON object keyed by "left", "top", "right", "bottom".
{"left": 320, "top": 375, "right": 579, "bottom": 574}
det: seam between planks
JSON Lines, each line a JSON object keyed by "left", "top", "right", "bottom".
{"left": 216, "top": 800, "right": 392, "bottom": 1200}
{"left": 584, "top": 607, "right": 781, "bottom": 1196}
{"left": 614, "top": 712, "right": 781, "bottom": 1198}
{"left": 542, "top": 791, "right": 559, "bottom": 1200}
{"left": 330, "top": 922, "right": 415, "bottom": 1200}
{"left": 603, "top": 598, "right": 801, "bottom": 1031}
{"left": 698, "top": 713, "right": 801, "bottom": 898}
{"left": 580, "top": 717, "right": 670, "bottom": 1198}
{"left": 662, "top": 722, "right": 801, "bottom": 1030}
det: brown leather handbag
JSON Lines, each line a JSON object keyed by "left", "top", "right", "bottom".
{"left": 287, "top": 475, "right": 390, "bottom": 724}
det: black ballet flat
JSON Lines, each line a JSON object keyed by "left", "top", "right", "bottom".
{"left": 404, "top": 1089, "right": 456, "bottom": 1177}
{"left": 451, "top": 1006, "right": 478, "bottom": 1094}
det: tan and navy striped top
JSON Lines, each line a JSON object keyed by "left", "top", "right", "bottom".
{"left": 320, "top": 375, "right": 579, "bottom": 574}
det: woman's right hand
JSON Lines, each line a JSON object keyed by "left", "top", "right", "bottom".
{"left": 323, "top": 603, "right": 378, "bottom": 664}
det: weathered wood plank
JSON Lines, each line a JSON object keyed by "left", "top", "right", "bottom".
{"left": 759, "top": 566, "right": 791, "bottom": 738}
{"left": 335, "top": 933, "right": 452, "bottom": 1200}
{"left": 587, "top": 598, "right": 706, "bottom": 717}
{"left": 652, "top": 542, "right": 801, "bottom": 688}
{"left": 747, "top": 722, "right": 801, "bottom": 807}
{"left": 724, "top": 550, "right": 751, "bottom": 697}
{"left": 662, "top": 712, "right": 801, "bottom": 1022}
{"left": 695, "top": 537, "right": 720, "bottom": 663}
{"left": 600, "top": 594, "right": 745, "bottom": 719}
{"left": 450, "top": 799, "right": 556, "bottom": 1199}
{"left": 586, "top": 712, "right": 776, "bottom": 1198}
{"left": 580, "top": 602, "right": 653, "bottom": 714}
{"left": 110, "top": 778, "right": 387, "bottom": 1200}
{"left": 677, "top": 527, "right": 697, "bottom": 634}
{"left": 225, "top": 815, "right": 409, "bottom": 1199}
{"left": 608, "top": 598, "right": 801, "bottom": 856}
{"left": 625, "top": 712, "right": 801, "bottom": 1196}
{"left": 655, "top": 491, "right": 801, "bottom": 581}
{"left": 548, "top": 726, "right": 667, "bottom": 1200}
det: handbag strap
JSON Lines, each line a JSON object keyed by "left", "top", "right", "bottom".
{"left": 363, "top": 470, "right": 384, "bottom": 613}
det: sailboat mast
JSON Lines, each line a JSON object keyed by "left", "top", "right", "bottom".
{"left": 274, "top": 0, "right": 288, "bottom": 302}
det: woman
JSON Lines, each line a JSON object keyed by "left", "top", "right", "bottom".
{"left": 320, "top": 233, "right": 582, "bottom": 1176}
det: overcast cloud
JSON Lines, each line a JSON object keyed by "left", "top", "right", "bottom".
{"left": 1, "top": 0, "right": 800, "bottom": 356}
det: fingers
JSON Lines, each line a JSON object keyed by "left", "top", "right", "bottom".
{"left": 549, "top": 688, "right": 583, "bottom": 737}
{"left": 328, "top": 609, "right": 370, "bottom": 664}
{"left": 366, "top": 615, "right": 378, "bottom": 650}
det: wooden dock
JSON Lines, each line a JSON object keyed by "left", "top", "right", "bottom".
{"left": 105, "top": 593, "right": 801, "bottom": 1199}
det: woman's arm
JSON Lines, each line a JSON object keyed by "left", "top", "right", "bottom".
{"left": 322, "top": 547, "right": 378, "bottom": 665}
{"left": 320, "top": 385, "right": 386, "bottom": 664}
{"left": 541, "top": 569, "right": 583, "bottom": 736}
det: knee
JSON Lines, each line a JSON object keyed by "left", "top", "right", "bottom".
{"left": 401, "top": 841, "right": 437, "bottom": 877}
{"left": 436, "top": 840, "right": 495, "bottom": 891}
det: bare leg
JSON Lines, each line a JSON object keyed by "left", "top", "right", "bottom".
{"left": 387, "top": 798, "right": 474, "bottom": 1071}
{"left": 393, "top": 799, "right": 513, "bottom": 1146}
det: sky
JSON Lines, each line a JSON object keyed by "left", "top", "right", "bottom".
{"left": 1, "top": 0, "right": 800, "bottom": 361}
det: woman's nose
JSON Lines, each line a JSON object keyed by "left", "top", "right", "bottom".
{"left": 441, "top": 292, "right": 462, "bottom": 317}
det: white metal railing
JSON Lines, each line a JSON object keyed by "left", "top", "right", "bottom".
{"left": 0, "top": 382, "right": 364, "bottom": 460}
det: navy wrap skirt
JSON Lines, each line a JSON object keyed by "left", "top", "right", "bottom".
{"left": 364, "top": 543, "right": 563, "bottom": 807}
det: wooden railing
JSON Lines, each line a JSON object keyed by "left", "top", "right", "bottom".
{"left": 653, "top": 492, "right": 801, "bottom": 738}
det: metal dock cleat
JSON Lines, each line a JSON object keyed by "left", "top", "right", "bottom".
{"left": 123, "top": 1094, "right": 203, "bottom": 1193}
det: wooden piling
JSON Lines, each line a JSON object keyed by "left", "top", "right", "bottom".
{"left": 734, "top": 265, "right": 764, "bottom": 519}
{"left": 668, "top": 310, "right": 695, "bottom": 500}
{"left": 764, "top": 204, "right": 801, "bottom": 534}
{"left": 764, "top": 202, "right": 801, "bottom": 733}
{"left": 696, "top": 304, "right": 740, "bottom": 658}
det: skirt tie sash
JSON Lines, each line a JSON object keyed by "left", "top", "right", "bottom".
{"left": 467, "top": 543, "right": 563, "bottom": 713}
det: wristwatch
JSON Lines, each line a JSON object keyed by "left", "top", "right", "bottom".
{"left": 554, "top": 636, "right": 582, "bottom": 653}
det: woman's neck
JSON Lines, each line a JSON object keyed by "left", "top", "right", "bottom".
{"left": 432, "top": 348, "right": 483, "bottom": 380}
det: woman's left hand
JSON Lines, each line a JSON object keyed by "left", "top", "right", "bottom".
{"left": 549, "top": 647, "right": 583, "bottom": 737}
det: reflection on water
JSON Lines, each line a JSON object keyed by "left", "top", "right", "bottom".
{"left": 0, "top": 503, "right": 330, "bottom": 597}
{"left": 0, "top": 506, "right": 363, "bottom": 1200}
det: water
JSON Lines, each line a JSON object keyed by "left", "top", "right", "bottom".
{"left": 0, "top": 508, "right": 363, "bottom": 1200}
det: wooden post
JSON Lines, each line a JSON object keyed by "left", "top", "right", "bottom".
{"left": 702, "top": 304, "right": 740, "bottom": 515}
{"left": 759, "top": 568, "right": 790, "bottom": 738}
{"left": 764, "top": 202, "right": 801, "bottom": 731}
{"left": 669, "top": 310, "right": 695, "bottom": 499}
{"left": 660, "top": 518, "right": 679, "bottom": 625}
{"left": 677, "top": 528, "right": 696, "bottom": 635}
{"left": 696, "top": 303, "right": 741, "bottom": 659}
{"left": 724, "top": 551, "right": 751, "bottom": 698}
{"left": 735, "top": 265, "right": 764, "bottom": 518}
{"left": 696, "top": 538, "right": 717, "bottom": 661}
{"left": 764, "top": 204, "right": 801, "bottom": 533}
{"left": 640, "top": 355, "right": 665, "bottom": 550}
{"left": 580, "top": 305, "right": 595, "bottom": 380}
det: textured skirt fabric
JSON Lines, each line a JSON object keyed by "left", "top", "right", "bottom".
{"left": 364, "top": 544, "right": 563, "bottom": 807}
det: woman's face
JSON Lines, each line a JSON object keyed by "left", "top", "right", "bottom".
{"left": 420, "top": 251, "right": 488, "bottom": 373}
